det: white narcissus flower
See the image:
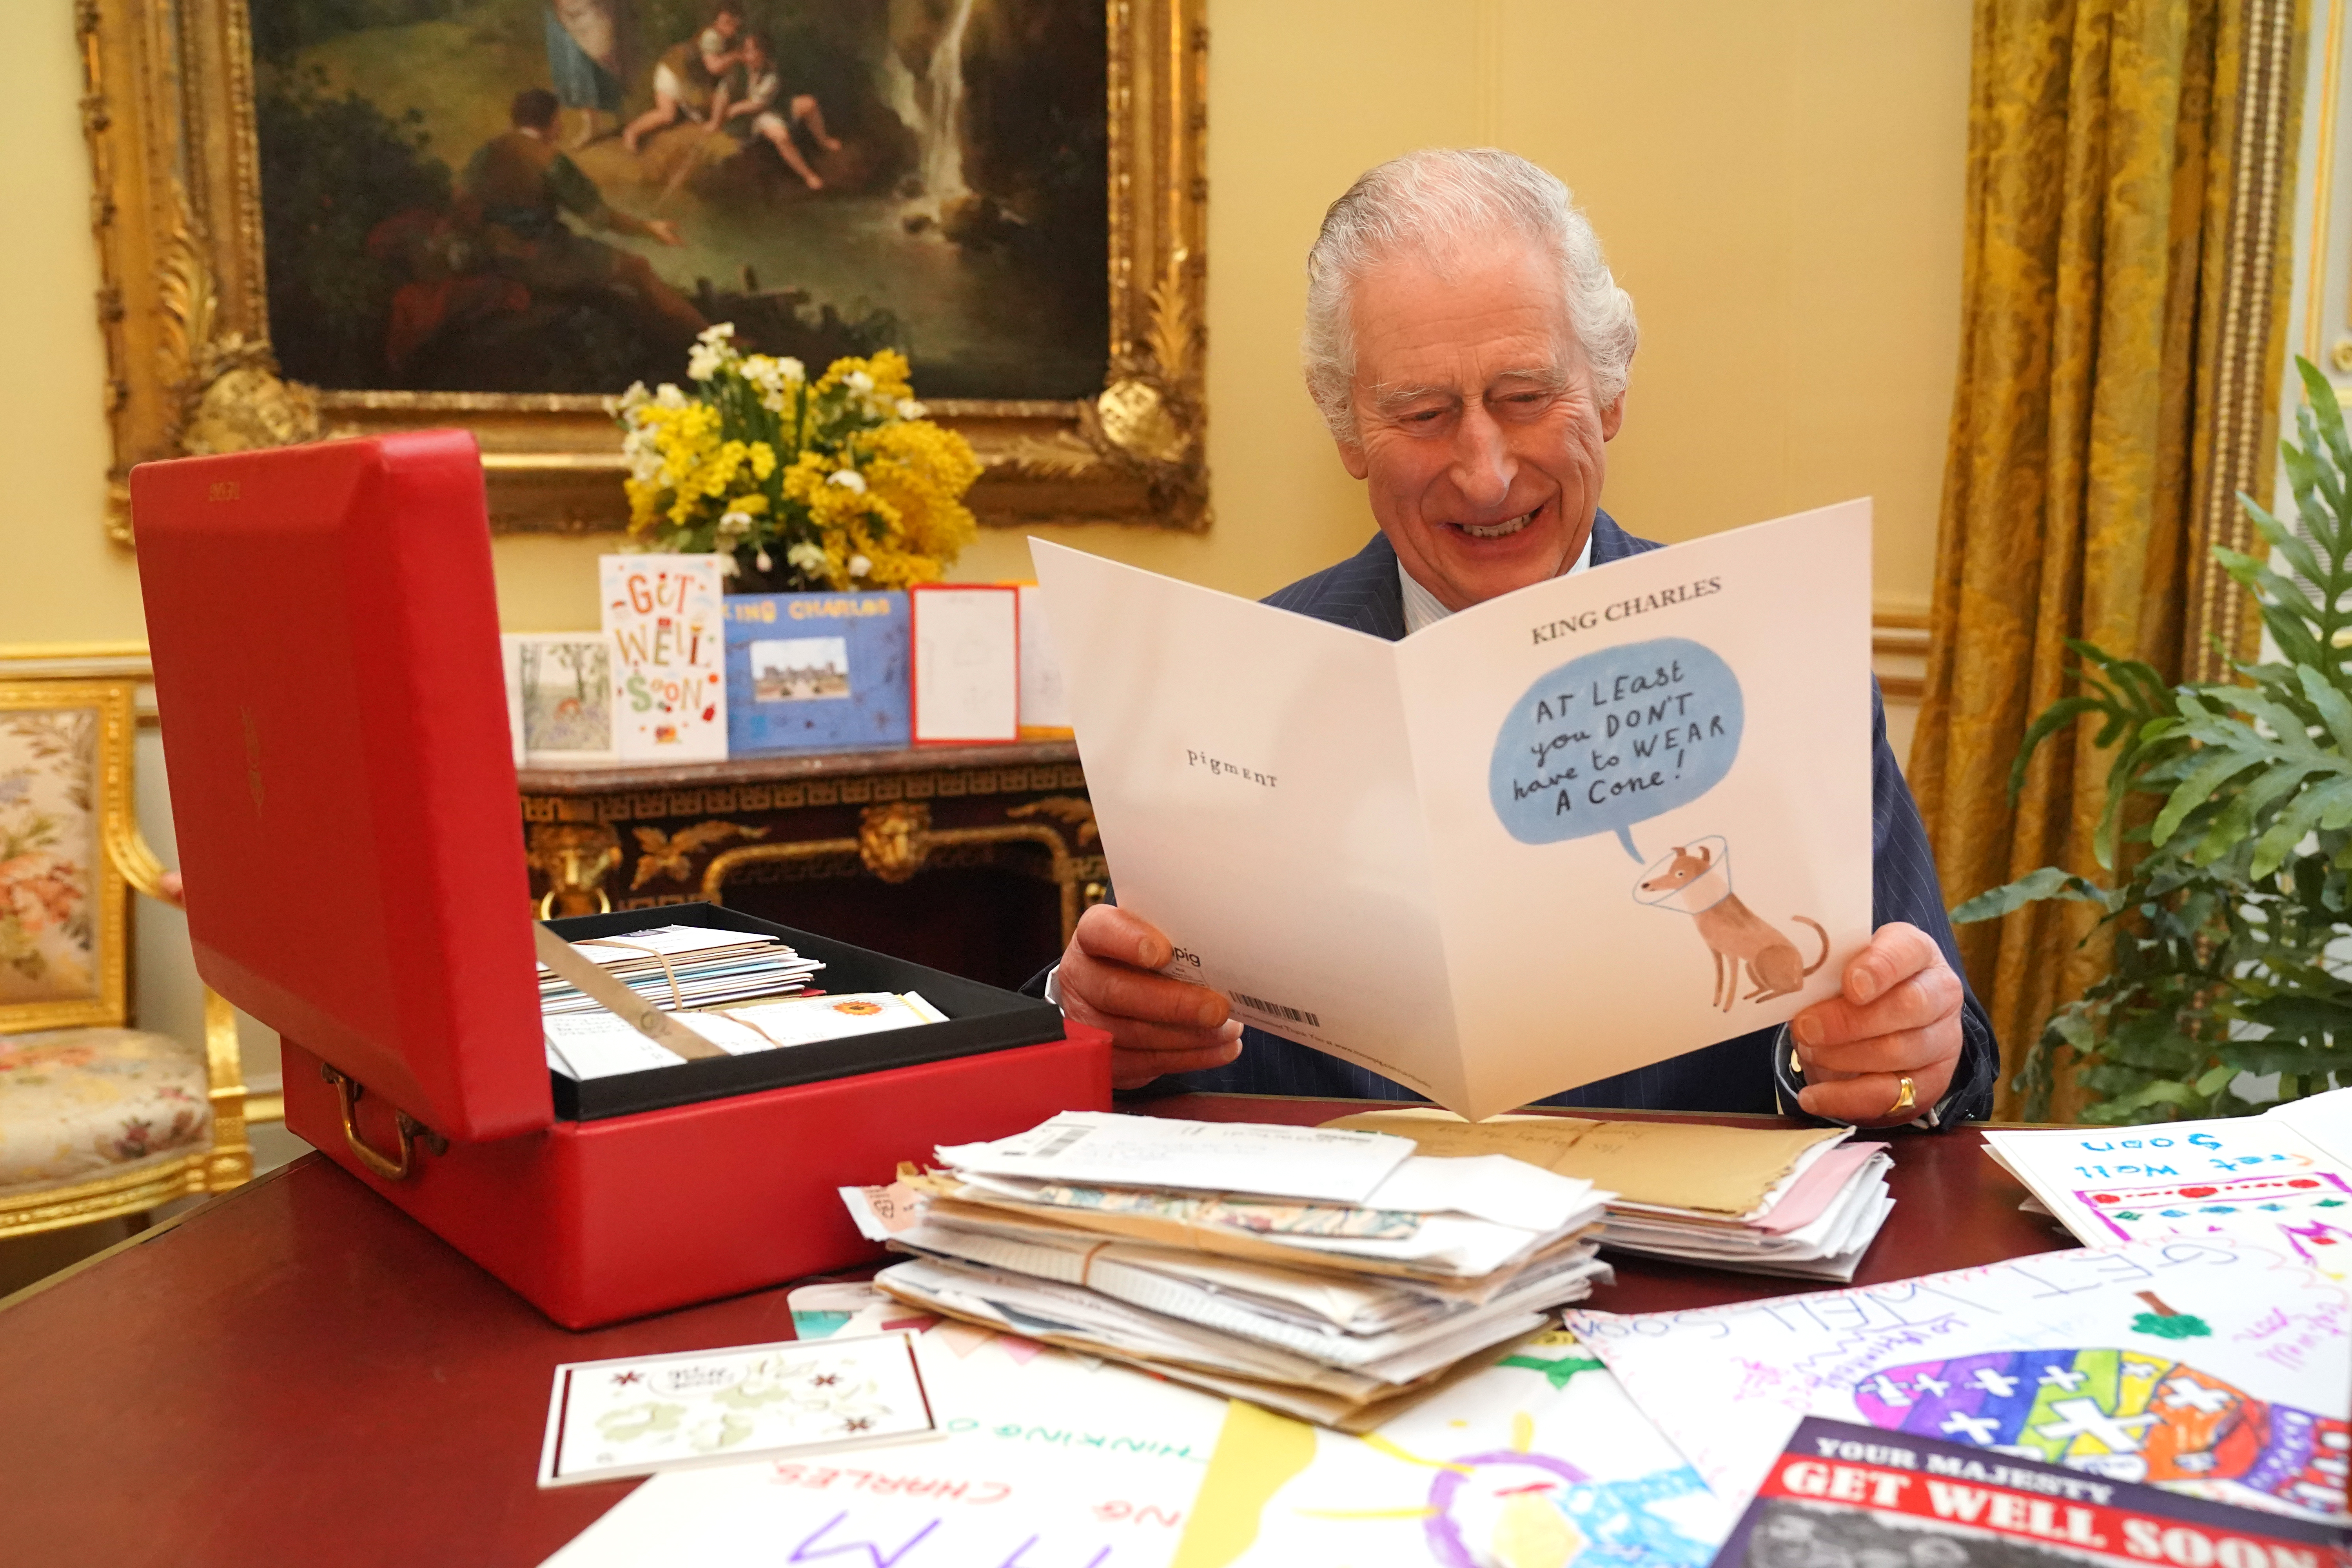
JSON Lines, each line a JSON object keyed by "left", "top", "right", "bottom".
{"left": 844, "top": 370, "right": 874, "bottom": 394}
{"left": 719, "top": 554, "right": 740, "bottom": 576}
{"left": 848, "top": 554, "right": 871, "bottom": 578}
{"left": 617, "top": 381, "right": 651, "bottom": 412}
{"left": 718, "top": 510, "right": 754, "bottom": 538}
{"left": 776, "top": 358, "right": 806, "bottom": 384}
{"left": 786, "top": 542, "right": 827, "bottom": 573}
{"left": 654, "top": 383, "right": 688, "bottom": 409}
{"left": 622, "top": 436, "right": 664, "bottom": 485}
{"left": 893, "top": 398, "right": 927, "bottom": 421}
{"left": 827, "top": 469, "right": 867, "bottom": 494}
{"left": 755, "top": 550, "right": 773, "bottom": 572}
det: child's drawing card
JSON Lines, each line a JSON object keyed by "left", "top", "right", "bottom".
{"left": 723, "top": 591, "right": 910, "bottom": 753}
{"left": 1567, "top": 1238, "right": 2352, "bottom": 1524}
{"left": 599, "top": 554, "right": 728, "bottom": 762}
{"left": 1986, "top": 1098, "right": 2352, "bottom": 1280}
{"left": 1015, "top": 583, "right": 1073, "bottom": 735}
{"left": 499, "top": 636, "right": 527, "bottom": 767}
{"left": 506, "top": 633, "right": 618, "bottom": 768}
{"left": 540, "top": 1313, "right": 1229, "bottom": 1565}
{"left": 909, "top": 583, "right": 1019, "bottom": 744}
{"left": 537, "top": 1331, "right": 936, "bottom": 1487}
{"left": 1187, "top": 1328, "right": 1733, "bottom": 1568}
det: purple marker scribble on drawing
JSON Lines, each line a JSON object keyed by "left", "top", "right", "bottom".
{"left": 789, "top": 1511, "right": 941, "bottom": 1565}
{"left": 1424, "top": 1452, "right": 1589, "bottom": 1568}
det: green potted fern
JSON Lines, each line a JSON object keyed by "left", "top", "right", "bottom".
{"left": 1954, "top": 359, "right": 2352, "bottom": 1122}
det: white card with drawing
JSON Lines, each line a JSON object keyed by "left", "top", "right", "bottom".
{"left": 536, "top": 1331, "right": 936, "bottom": 1487}
{"left": 1565, "top": 1238, "right": 2352, "bottom": 1523}
{"left": 1016, "top": 582, "right": 1072, "bottom": 732}
{"left": 1983, "top": 1087, "right": 2352, "bottom": 1278}
{"left": 599, "top": 554, "right": 728, "bottom": 762}
{"left": 910, "top": 584, "right": 1019, "bottom": 742}
{"left": 541, "top": 1311, "right": 1228, "bottom": 1564}
{"left": 1033, "top": 501, "right": 1873, "bottom": 1120}
{"left": 505, "top": 633, "right": 618, "bottom": 768}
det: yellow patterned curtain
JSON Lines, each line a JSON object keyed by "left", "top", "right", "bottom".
{"left": 1909, "top": 0, "right": 2305, "bottom": 1118}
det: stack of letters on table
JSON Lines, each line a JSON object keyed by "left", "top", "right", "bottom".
{"left": 536, "top": 924, "right": 824, "bottom": 1016}
{"left": 1324, "top": 1107, "right": 1894, "bottom": 1281}
{"left": 533, "top": 924, "right": 955, "bottom": 1083}
{"left": 838, "top": 1110, "right": 1613, "bottom": 1432}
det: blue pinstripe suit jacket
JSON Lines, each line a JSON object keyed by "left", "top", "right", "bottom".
{"left": 1084, "top": 513, "right": 2001, "bottom": 1124}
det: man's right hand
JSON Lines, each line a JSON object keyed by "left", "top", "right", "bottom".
{"left": 1053, "top": 905, "right": 1241, "bottom": 1091}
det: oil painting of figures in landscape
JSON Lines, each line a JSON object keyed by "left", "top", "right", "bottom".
{"left": 250, "top": 0, "right": 1110, "bottom": 398}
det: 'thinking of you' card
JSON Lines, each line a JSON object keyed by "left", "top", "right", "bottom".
{"left": 1033, "top": 501, "right": 1873, "bottom": 1120}
{"left": 536, "top": 1331, "right": 937, "bottom": 1487}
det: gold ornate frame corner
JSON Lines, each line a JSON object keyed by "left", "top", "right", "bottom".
{"left": 76, "top": 0, "right": 1208, "bottom": 544}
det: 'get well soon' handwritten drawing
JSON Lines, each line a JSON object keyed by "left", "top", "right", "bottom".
{"left": 601, "top": 555, "right": 728, "bottom": 763}
{"left": 1033, "top": 502, "right": 1873, "bottom": 1120}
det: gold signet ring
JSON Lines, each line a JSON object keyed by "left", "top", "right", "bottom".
{"left": 1888, "top": 1075, "right": 1918, "bottom": 1117}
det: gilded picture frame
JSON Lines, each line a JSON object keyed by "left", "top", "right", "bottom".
{"left": 76, "top": 0, "right": 1209, "bottom": 543}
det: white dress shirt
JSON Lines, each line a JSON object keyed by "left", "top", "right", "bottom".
{"left": 1398, "top": 526, "right": 1595, "bottom": 633}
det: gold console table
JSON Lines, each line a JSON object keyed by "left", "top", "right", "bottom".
{"left": 517, "top": 742, "right": 1103, "bottom": 989}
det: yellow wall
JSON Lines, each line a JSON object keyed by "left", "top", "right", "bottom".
{"left": 2, "top": 0, "right": 1968, "bottom": 641}
{"left": 0, "top": 2, "right": 142, "bottom": 644}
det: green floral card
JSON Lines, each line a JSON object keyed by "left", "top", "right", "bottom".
{"left": 537, "top": 1330, "right": 936, "bottom": 1488}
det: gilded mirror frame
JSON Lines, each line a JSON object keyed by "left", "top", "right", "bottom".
{"left": 76, "top": 0, "right": 1209, "bottom": 543}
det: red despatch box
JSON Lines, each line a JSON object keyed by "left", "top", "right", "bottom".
{"left": 129, "top": 431, "right": 1110, "bottom": 1328}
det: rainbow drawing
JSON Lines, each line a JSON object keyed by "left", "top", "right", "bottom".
{"left": 1852, "top": 1348, "right": 2349, "bottom": 1517}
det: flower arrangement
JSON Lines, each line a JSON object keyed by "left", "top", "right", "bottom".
{"left": 617, "top": 325, "right": 981, "bottom": 591}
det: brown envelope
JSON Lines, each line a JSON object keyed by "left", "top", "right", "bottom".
{"left": 1321, "top": 1108, "right": 1843, "bottom": 1217}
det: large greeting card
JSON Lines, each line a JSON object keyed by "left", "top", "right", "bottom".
{"left": 1033, "top": 501, "right": 1873, "bottom": 1120}
{"left": 600, "top": 555, "right": 728, "bottom": 762}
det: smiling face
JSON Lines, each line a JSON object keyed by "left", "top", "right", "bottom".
{"left": 1337, "top": 236, "right": 1623, "bottom": 612}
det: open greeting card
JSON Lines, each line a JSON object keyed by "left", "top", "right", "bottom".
{"left": 535, "top": 1331, "right": 937, "bottom": 1487}
{"left": 1032, "top": 501, "right": 1873, "bottom": 1120}
{"left": 1982, "top": 1087, "right": 2352, "bottom": 1278}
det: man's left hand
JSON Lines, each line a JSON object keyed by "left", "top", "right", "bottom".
{"left": 1789, "top": 922, "right": 1964, "bottom": 1127}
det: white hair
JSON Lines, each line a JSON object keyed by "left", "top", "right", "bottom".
{"left": 1302, "top": 148, "right": 1639, "bottom": 441}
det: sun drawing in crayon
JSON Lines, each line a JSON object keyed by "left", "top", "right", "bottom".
{"left": 1298, "top": 1402, "right": 1717, "bottom": 1568}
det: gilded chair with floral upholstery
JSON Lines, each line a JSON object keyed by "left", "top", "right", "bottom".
{"left": 0, "top": 677, "right": 250, "bottom": 1237}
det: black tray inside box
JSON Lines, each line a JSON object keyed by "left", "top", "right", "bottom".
{"left": 544, "top": 902, "right": 1066, "bottom": 1122}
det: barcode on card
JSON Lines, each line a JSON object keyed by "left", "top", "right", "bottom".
{"left": 1027, "top": 1123, "right": 1095, "bottom": 1159}
{"left": 1231, "top": 992, "right": 1320, "bottom": 1028}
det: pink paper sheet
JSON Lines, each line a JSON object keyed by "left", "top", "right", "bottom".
{"left": 1752, "top": 1141, "right": 1886, "bottom": 1233}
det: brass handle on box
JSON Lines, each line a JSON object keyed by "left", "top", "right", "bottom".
{"left": 319, "top": 1063, "right": 446, "bottom": 1182}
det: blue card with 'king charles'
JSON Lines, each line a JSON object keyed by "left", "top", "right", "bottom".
{"left": 723, "top": 592, "right": 910, "bottom": 753}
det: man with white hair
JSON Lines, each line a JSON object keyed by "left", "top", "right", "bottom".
{"left": 1042, "top": 149, "right": 1996, "bottom": 1129}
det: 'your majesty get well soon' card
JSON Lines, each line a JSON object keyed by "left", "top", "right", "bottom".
{"left": 1033, "top": 500, "right": 1873, "bottom": 1121}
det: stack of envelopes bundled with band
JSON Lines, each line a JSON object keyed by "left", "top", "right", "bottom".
{"left": 838, "top": 1110, "right": 1613, "bottom": 1430}
{"left": 537, "top": 924, "right": 826, "bottom": 1016}
{"left": 1323, "top": 1108, "right": 1893, "bottom": 1282}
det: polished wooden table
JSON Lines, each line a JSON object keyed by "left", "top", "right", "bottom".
{"left": 0, "top": 1098, "right": 2069, "bottom": 1566}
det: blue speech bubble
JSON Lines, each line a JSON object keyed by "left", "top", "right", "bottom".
{"left": 1487, "top": 637, "right": 1744, "bottom": 859}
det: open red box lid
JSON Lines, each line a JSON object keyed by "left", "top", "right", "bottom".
{"left": 131, "top": 432, "right": 550, "bottom": 1142}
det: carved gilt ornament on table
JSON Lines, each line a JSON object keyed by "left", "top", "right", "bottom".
{"left": 76, "top": 0, "right": 1209, "bottom": 544}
